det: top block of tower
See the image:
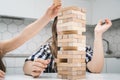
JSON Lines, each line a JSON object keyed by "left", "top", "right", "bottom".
{"left": 53, "top": 0, "right": 61, "bottom": 6}
{"left": 58, "top": 6, "right": 86, "bottom": 22}
{"left": 61, "top": 6, "right": 86, "bottom": 12}
{"left": 58, "top": 6, "right": 86, "bottom": 16}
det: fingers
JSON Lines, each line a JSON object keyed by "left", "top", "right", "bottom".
{"left": 33, "top": 59, "right": 50, "bottom": 71}
{"left": 31, "top": 59, "right": 50, "bottom": 78}
{"left": 49, "top": 3, "right": 61, "bottom": 10}
{"left": 105, "top": 18, "right": 112, "bottom": 26}
{"left": 33, "top": 61, "right": 47, "bottom": 69}
{"left": 0, "top": 70, "right": 5, "bottom": 78}
{"left": 34, "top": 59, "right": 50, "bottom": 65}
{"left": 32, "top": 65, "right": 45, "bottom": 72}
{"left": 97, "top": 19, "right": 112, "bottom": 28}
{"left": 31, "top": 71, "right": 41, "bottom": 78}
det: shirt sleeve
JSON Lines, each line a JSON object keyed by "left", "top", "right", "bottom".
{"left": 86, "top": 46, "right": 93, "bottom": 64}
{"left": 25, "top": 43, "right": 52, "bottom": 62}
{"left": 86, "top": 46, "right": 93, "bottom": 72}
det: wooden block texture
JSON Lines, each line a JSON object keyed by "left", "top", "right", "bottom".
{"left": 57, "top": 6, "right": 86, "bottom": 80}
{"left": 53, "top": 0, "right": 61, "bottom": 6}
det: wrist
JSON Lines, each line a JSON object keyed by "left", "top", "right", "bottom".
{"left": 42, "top": 15, "right": 51, "bottom": 22}
{"left": 94, "top": 32, "right": 103, "bottom": 39}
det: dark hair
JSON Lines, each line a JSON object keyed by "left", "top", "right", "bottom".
{"left": 0, "top": 50, "right": 6, "bottom": 72}
{"left": 50, "top": 16, "right": 58, "bottom": 58}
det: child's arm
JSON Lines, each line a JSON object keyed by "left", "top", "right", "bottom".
{"left": 0, "top": 4, "right": 61, "bottom": 54}
{"left": 87, "top": 19, "right": 112, "bottom": 73}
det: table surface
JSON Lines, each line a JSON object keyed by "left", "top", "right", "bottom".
{"left": 4, "top": 73, "right": 120, "bottom": 80}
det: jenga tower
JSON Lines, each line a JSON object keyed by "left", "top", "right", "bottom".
{"left": 57, "top": 6, "right": 86, "bottom": 80}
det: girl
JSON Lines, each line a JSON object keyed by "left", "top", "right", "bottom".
{"left": 23, "top": 17, "right": 112, "bottom": 78}
{"left": 0, "top": 4, "right": 61, "bottom": 78}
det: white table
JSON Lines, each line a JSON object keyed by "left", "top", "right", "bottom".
{"left": 4, "top": 73, "right": 120, "bottom": 80}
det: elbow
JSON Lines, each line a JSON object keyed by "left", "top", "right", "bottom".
{"left": 87, "top": 62, "right": 103, "bottom": 73}
{"left": 23, "top": 62, "right": 30, "bottom": 75}
{"left": 89, "top": 68, "right": 102, "bottom": 73}
{"left": 88, "top": 66, "right": 103, "bottom": 73}
{"left": 23, "top": 63, "right": 27, "bottom": 75}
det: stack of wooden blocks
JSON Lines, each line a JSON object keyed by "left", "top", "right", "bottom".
{"left": 57, "top": 6, "right": 86, "bottom": 80}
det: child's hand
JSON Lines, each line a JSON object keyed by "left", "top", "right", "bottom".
{"left": 0, "top": 70, "right": 5, "bottom": 78}
{"left": 31, "top": 59, "right": 50, "bottom": 78}
{"left": 44, "top": 4, "right": 61, "bottom": 20}
{"left": 94, "top": 19, "right": 112, "bottom": 35}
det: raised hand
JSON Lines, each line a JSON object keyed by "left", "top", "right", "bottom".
{"left": 44, "top": 4, "right": 61, "bottom": 20}
{"left": 94, "top": 19, "right": 112, "bottom": 35}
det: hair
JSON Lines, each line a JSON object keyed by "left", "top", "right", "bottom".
{"left": 0, "top": 49, "right": 6, "bottom": 72}
{"left": 50, "top": 16, "right": 58, "bottom": 58}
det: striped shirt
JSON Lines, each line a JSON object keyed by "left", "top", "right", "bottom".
{"left": 25, "top": 43, "right": 93, "bottom": 73}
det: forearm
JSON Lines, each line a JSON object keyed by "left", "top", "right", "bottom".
{"left": 87, "top": 33, "right": 104, "bottom": 73}
{"left": 23, "top": 61, "right": 33, "bottom": 75}
{"left": 21, "top": 15, "right": 50, "bottom": 41}
{"left": 2, "top": 15, "right": 50, "bottom": 53}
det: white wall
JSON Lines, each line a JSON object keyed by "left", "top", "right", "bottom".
{"left": 92, "top": 0, "right": 120, "bottom": 24}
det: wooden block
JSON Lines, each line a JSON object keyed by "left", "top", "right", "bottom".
{"left": 57, "top": 74, "right": 86, "bottom": 80}
{"left": 57, "top": 63, "right": 86, "bottom": 67}
{"left": 57, "top": 30, "right": 83, "bottom": 35}
{"left": 58, "top": 42, "right": 69, "bottom": 46}
{"left": 58, "top": 14, "right": 78, "bottom": 20}
{"left": 62, "top": 10, "right": 85, "bottom": 16}
{"left": 57, "top": 54, "right": 82, "bottom": 58}
{"left": 58, "top": 34, "right": 85, "bottom": 39}
{"left": 57, "top": 57, "right": 86, "bottom": 62}
{"left": 61, "top": 46, "right": 85, "bottom": 51}
{"left": 82, "top": 54, "right": 86, "bottom": 58}
{"left": 58, "top": 17, "right": 86, "bottom": 24}
{"left": 81, "top": 8, "right": 87, "bottom": 13}
{"left": 57, "top": 58, "right": 85, "bottom": 63}
{"left": 53, "top": 0, "right": 61, "bottom": 6}
{"left": 57, "top": 26, "right": 83, "bottom": 32}
{"left": 68, "top": 58, "right": 85, "bottom": 63}
{"left": 62, "top": 46, "right": 78, "bottom": 50}
{"left": 60, "top": 11, "right": 86, "bottom": 21}
{"left": 58, "top": 38, "right": 78, "bottom": 43}
{"left": 58, "top": 51, "right": 85, "bottom": 55}
{"left": 68, "top": 34, "right": 85, "bottom": 39}
{"left": 57, "top": 75, "right": 67, "bottom": 79}
{"left": 58, "top": 70, "right": 86, "bottom": 76}
{"left": 57, "top": 35, "right": 63, "bottom": 39}
{"left": 62, "top": 35, "right": 68, "bottom": 39}
{"left": 60, "top": 6, "right": 81, "bottom": 12}
{"left": 58, "top": 9, "right": 86, "bottom": 19}
{"left": 58, "top": 12, "right": 63, "bottom": 17}
{"left": 57, "top": 22, "right": 82, "bottom": 28}
{"left": 58, "top": 42, "right": 85, "bottom": 47}
{"left": 82, "top": 15, "right": 86, "bottom": 20}
{"left": 57, "top": 66, "right": 86, "bottom": 71}
{"left": 67, "top": 75, "right": 86, "bottom": 80}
